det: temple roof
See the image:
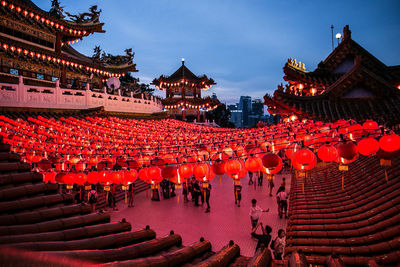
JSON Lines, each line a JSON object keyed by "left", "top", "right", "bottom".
{"left": 1, "top": 0, "right": 105, "bottom": 42}
{"left": 264, "top": 25, "right": 400, "bottom": 124}
{"left": 153, "top": 60, "right": 216, "bottom": 89}
{"left": 0, "top": 36, "right": 137, "bottom": 76}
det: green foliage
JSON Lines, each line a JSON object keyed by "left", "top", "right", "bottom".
{"left": 206, "top": 104, "right": 235, "bottom": 128}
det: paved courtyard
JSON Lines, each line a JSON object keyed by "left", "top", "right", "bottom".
{"left": 110, "top": 172, "right": 291, "bottom": 257}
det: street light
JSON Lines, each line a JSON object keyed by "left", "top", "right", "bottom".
{"left": 335, "top": 33, "right": 342, "bottom": 46}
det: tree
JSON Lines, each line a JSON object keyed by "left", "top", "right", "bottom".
{"left": 206, "top": 104, "right": 234, "bottom": 128}
{"left": 49, "top": 0, "right": 65, "bottom": 19}
{"left": 118, "top": 73, "right": 154, "bottom": 95}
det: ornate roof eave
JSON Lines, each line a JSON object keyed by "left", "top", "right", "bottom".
{"left": 283, "top": 63, "right": 342, "bottom": 87}
{"left": 2, "top": 0, "right": 105, "bottom": 38}
{"left": 0, "top": 37, "right": 132, "bottom": 76}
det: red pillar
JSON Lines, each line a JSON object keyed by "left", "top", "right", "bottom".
{"left": 182, "top": 110, "right": 186, "bottom": 121}
{"left": 197, "top": 110, "right": 200, "bottom": 122}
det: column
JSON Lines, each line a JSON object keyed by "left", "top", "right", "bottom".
{"left": 182, "top": 109, "right": 186, "bottom": 121}
{"left": 197, "top": 110, "right": 200, "bottom": 122}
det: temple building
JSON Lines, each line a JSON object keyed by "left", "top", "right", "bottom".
{"left": 152, "top": 59, "right": 220, "bottom": 122}
{"left": 264, "top": 25, "right": 400, "bottom": 126}
{"left": 0, "top": 0, "right": 162, "bottom": 113}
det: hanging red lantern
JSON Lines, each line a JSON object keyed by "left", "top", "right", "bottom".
{"left": 261, "top": 153, "right": 283, "bottom": 174}
{"left": 178, "top": 163, "right": 193, "bottom": 179}
{"left": 212, "top": 159, "right": 226, "bottom": 175}
{"left": 123, "top": 169, "right": 138, "bottom": 185}
{"left": 317, "top": 144, "right": 338, "bottom": 162}
{"left": 97, "top": 159, "right": 112, "bottom": 171}
{"left": 161, "top": 165, "right": 177, "bottom": 180}
{"left": 244, "top": 156, "right": 261, "bottom": 172}
{"left": 285, "top": 143, "right": 300, "bottom": 160}
{"left": 336, "top": 141, "right": 358, "bottom": 164}
{"left": 87, "top": 171, "right": 99, "bottom": 184}
{"left": 379, "top": 134, "right": 400, "bottom": 153}
{"left": 193, "top": 162, "right": 209, "bottom": 181}
{"left": 126, "top": 158, "right": 139, "bottom": 169}
{"left": 363, "top": 120, "right": 378, "bottom": 133}
{"left": 357, "top": 138, "right": 379, "bottom": 156}
{"left": 55, "top": 172, "right": 66, "bottom": 184}
{"left": 75, "top": 160, "right": 86, "bottom": 172}
{"left": 43, "top": 172, "right": 56, "bottom": 183}
{"left": 37, "top": 158, "right": 52, "bottom": 171}
{"left": 98, "top": 170, "right": 111, "bottom": 185}
{"left": 224, "top": 159, "right": 241, "bottom": 177}
{"left": 138, "top": 167, "right": 149, "bottom": 182}
{"left": 74, "top": 172, "right": 87, "bottom": 185}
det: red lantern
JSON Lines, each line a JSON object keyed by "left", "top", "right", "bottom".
{"left": 98, "top": 170, "right": 110, "bottom": 185}
{"left": 317, "top": 144, "right": 338, "bottom": 162}
{"left": 336, "top": 141, "right": 358, "bottom": 164}
{"left": 43, "top": 172, "right": 56, "bottom": 183}
{"left": 55, "top": 172, "right": 66, "bottom": 184}
{"left": 161, "top": 165, "right": 177, "bottom": 180}
{"left": 38, "top": 158, "right": 52, "bottom": 171}
{"left": 87, "top": 171, "right": 99, "bottom": 184}
{"left": 212, "top": 159, "right": 226, "bottom": 175}
{"left": 261, "top": 153, "right": 283, "bottom": 174}
{"left": 193, "top": 162, "right": 209, "bottom": 181}
{"left": 293, "top": 152, "right": 317, "bottom": 171}
{"left": 126, "top": 158, "right": 139, "bottom": 169}
{"left": 110, "top": 171, "right": 123, "bottom": 184}
{"left": 224, "top": 159, "right": 241, "bottom": 177}
{"left": 379, "top": 134, "right": 400, "bottom": 153}
{"left": 363, "top": 120, "right": 378, "bottom": 133}
{"left": 138, "top": 167, "right": 149, "bottom": 182}
{"left": 357, "top": 138, "right": 379, "bottom": 156}
{"left": 75, "top": 172, "right": 87, "bottom": 185}
{"left": 75, "top": 160, "right": 86, "bottom": 172}
{"left": 146, "top": 166, "right": 162, "bottom": 184}
{"left": 178, "top": 163, "right": 193, "bottom": 179}
{"left": 245, "top": 156, "right": 261, "bottom": 172}
{"left": 123, "top": 169, "right": 138, "bottom": 185}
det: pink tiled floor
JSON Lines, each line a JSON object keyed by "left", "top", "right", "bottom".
{"left": 110, "top": 172, "right": 291, "bottom": 257}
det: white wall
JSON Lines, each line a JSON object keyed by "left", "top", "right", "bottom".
{"left": 0, "top": 74, "right": 163, "bottom": 113}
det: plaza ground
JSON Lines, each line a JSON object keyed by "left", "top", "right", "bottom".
{"left": 110, "top": 172, "right": 291, "bottom": 257}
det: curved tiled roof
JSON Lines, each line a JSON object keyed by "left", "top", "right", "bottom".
{"left": 285, "top": 154, "right": 400, "bottom": 266}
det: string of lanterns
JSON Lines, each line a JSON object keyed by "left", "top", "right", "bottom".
{"left": 1, "top": 115, "right": 399, "bottom": 192}
{"left": 0, "top": 42, "right": 125, "bottom": 78}
{"left": 155, "top": 80, "right": 212, "bottom": 91}
{"left": 1, "top": 1, "right": 88, "bottom": 37}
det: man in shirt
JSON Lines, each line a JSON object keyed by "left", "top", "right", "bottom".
{"left": 249, "top": 199, "right": 269, "bottom": 229}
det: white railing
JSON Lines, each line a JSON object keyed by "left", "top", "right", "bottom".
{"left": 0, "top": 75, "right": 163, "bottom": 113}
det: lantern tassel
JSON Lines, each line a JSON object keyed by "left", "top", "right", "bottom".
{"left": 342, "top": 174, "right": 344, "bottom": 190}
{"left": 105, "top": 191, "right": 108, "bottom": 206}
{"left": 146, "top": 189, "right": 149, "bottom": 198}
{"left": 177, "top": 195, "right": 179, "bottom": 203}
{"left": 125, "top": 190, "right": 127, "bottom": 204}
{"left": 385, "top": 168, "right": 388, "bottom": 183}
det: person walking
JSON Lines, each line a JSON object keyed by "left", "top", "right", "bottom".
{"left": 257, "top": 171, "right": 263, "bottom": 186}
{"left": 251, "top": 223, "right": 272, "bottom": 253}
{"left": 204, "top": 184, "right": 211, "bottom": 213}
{"left": 193, "top": 181, "right": 201, "bottom": 206}
{"left": 88, "top": 186, "right": 97, "bottom": 213}
{"left": 268, "top": 178, "right": 274, "bottom": 196}
{"left": 234, "top": 184, "right": 242, "bottom": 207}
{"left": 128, "top": 182, "right": 135, "bottom": 207}
{"left": 182, "top": 181, "right": 189, "bottom": 202}
{"left": 248, "top": 171, "right": 254, "bottom": 185}
{"left": 277, "top": 189, "right": 288, "bottom": 218}
{"left": 249, "top": 199, "right": 269, "bottom": 229}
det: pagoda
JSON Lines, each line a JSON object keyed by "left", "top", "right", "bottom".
{"left": 0, "top": 0, "right": 137, "bottom": 92}
{"left": 264, "top": 25, "right": 400, "bottom": 126}
{"left": 153, "top": 59, "right": 220, "bottom": 121}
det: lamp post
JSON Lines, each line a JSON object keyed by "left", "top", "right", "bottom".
{"left": 335, "top": 33, "right": 342, "bottom": 46}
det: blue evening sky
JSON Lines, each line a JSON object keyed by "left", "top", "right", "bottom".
{"left": 37, "top": 0, "right": 400, "bottom": 105}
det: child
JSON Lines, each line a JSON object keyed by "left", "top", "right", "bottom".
{"left": 249, "top": 199, "right": 269, "bottom": 229}
{"left": 257, "top": 171, "right": 263, "bottom": 186}
{"left": 248, "top": 171, "right": 254, "bottom": 185}
{"left": 273, "top": 229, "right": 286, "bottom": 260}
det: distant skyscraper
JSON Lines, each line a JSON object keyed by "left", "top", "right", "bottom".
{"left": 239, "top": 96, "right": 252, "bottom": 127}
{"left": 252, "top": 99, "right": 264, "bottom": 117}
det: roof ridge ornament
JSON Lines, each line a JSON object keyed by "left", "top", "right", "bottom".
{"left": 343, "top": 25, "right": 351, "bottom": 41}
{"left": 288, "top": 58, "right": 308, "bottom": 72}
